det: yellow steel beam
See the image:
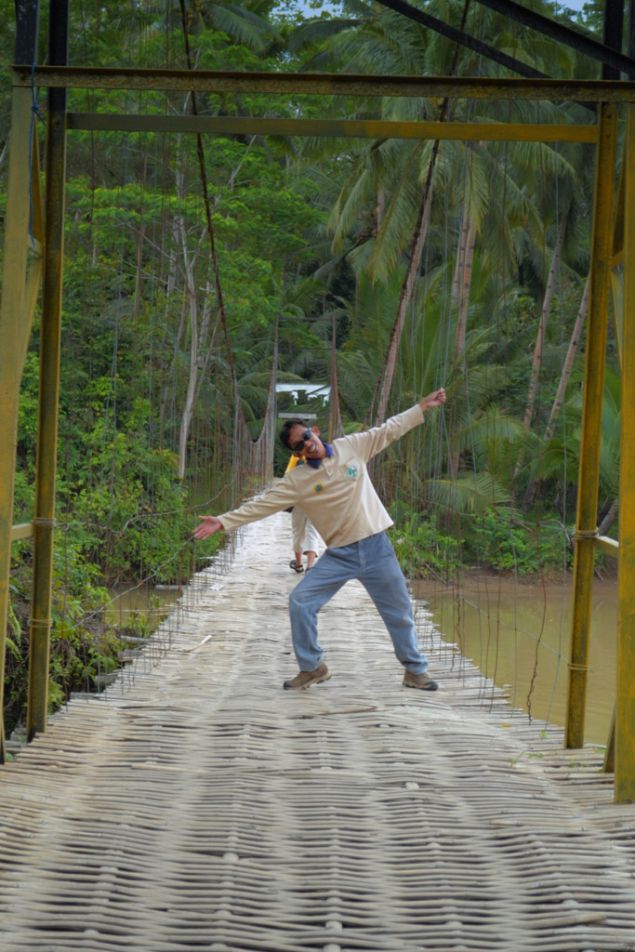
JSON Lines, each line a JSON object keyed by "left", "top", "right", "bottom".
{"left": 596, "top": 535, "right": 619, "bottom": 559}
{"left": 565, "top": 102, "right": 618, "bottom": 750}
{"left": 66, "top": 112, "right": 599, "bottom": 144}
{"left": 22, "top": 133, "right": 44, "bottom": 368}
{"left": 609, "top": 157, "right": 625, "bottom": 364}
{"left": 26, "top": 92, "right": 68, "bottom": 741}
{"left": 615, "top": 104, "right": 635, "bottom": 803}
{"left": 11, "top": 523, "right": 34, "bottom": 542}
{"left": 0, "top": 85, "right": 38, "bottom": 762}
{"left": 611, "top": 249, "right": 625, "bottom": 267}
{"left": 30, "top": 127, "right": 44, "bottom": 247}
{"left": 13, "top": 65, "right": 635, "bottom": 103}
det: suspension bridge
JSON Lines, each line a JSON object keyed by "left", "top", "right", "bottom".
{"left": 1, "top": 515, "right": 634, "bottom": 952}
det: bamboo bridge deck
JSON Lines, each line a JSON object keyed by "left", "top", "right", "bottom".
{"left": 1, "top": 515, "right": 635, "bottom": 952}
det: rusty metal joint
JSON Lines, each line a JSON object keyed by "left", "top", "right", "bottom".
{"left": 29, "top": 617, "right": 52, "bottom": 630}
{"left": 571, "top": 528, "right": 599, "bottom": 542}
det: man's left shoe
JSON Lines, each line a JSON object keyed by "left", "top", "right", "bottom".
{"left": 283, "top": 663, "right": 331, "bottom": 690}
{"left": 403, "top": 671, "right": 439, "bottom": 691}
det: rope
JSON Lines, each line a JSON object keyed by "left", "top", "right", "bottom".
{"left": 178, "top": 0, "right": 239, "bottom": 400}
{"left": 177, "top": 0, "right": 278, "bottom": 495}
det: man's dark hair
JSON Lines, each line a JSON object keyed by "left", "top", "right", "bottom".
{"left": 279, "top": 418, "right": 308, "bottom": 449}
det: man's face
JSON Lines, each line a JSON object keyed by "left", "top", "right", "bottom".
{"left": 288, "top": 423, "right": 326, "bottom": 460}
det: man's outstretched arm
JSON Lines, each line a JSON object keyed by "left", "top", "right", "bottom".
{"left": 193, "top": 476, "right": 299, "bottom": 541}
{"left": 344, "top": 387, "right": 447, "bottom": 462}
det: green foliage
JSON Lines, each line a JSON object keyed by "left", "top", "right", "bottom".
{"left": 461, "top": 508, "right": 570, "bottom": 575}
{"left": 5, "top": 534, "right": 118, "bottom": 734}
{"left": 389, "top": 505, "right": 461, "bottom": 580}
{"left": 68, "top": 428, "right": 196, "bottom": 584}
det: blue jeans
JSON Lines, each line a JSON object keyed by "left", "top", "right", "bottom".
{"left": 288, "top": 531, "right": 428, "bottom": 674}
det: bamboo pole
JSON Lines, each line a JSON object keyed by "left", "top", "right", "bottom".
{"left": 614, "top": 104, "right": 635, "bottom": 802}
{"left": 565, "top": 103, "right": 617, "bottom": 750}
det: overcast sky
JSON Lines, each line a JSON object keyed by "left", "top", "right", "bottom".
{"left": 291, "top": 0, "right": 593, "bottom": 21}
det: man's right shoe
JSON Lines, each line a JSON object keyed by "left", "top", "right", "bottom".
{"left": 283, "top": 663, "right": 331, "bottom": 690}
{"left": 403, "top": 671, "right": 439, "bottom": 691}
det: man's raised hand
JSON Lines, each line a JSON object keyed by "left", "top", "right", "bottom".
{"left": 419, "top": 388, "right": 446, "bottom": 411}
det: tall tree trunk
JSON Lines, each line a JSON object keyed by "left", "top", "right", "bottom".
{"left": 524, "top": 275, "right": 590, "bottom": 505}
{"left": 371, "top": 0, "right": 470, "bottom": 427}
{"left": 133, "top": 154, "right": 148, "bottom": 319}
{"left": 159, "top": 215, "right": 185, "bottom": 449}
{"left": 515, "top": 215, "right": 568, "bottom": 495}
{"left": 177, "top": 217, "right": 200, "bottom": 479}
{"left": 448, "top": 209, "right": 477, "bottom": 480}
{"left": 176, "top": 212, "right": 218, "bottom": 480}
{"left": 543, "top": 275, "right": 590, "bottom": 444}
{"left": 598, "top": 496, "right": 618, "bottom": 536}
{"left": 453, "top": 216, "right": 477, "bottom": 363}
{"left": 328, "top": 313, "right": 344, "bottom": 441}
{"left": 374, "top": 145, "right": 439, "bottom": 425}
{"left": 522, "top": 214, "right": 567, "bottom": 432}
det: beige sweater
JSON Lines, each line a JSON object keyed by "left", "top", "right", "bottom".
{"left": 218, "top": 403, "right": 425, "bottom": 548}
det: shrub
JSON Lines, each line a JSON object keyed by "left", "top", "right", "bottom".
{"left": 462, "top": 507, "right": 569, "bottom": 574}
{"left": 389, "top": 507, "right": 462, "bottom": 580}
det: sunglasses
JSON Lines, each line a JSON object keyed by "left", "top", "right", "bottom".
{"left": 291, "top": 428, "right": 314, "bottom": 453}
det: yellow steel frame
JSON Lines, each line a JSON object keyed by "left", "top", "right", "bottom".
{"left": 565, "top": 104, "right": 618, "bottom": 750}
{"left": 0, "top": 86, "right": 43, "bottom": 759}
{"left": 1, "top": 65, "right": 634, "bottom": 802}
{"left": 26, "top": 77, "right": 68, "bottom": 742}
{"left": 615, "top": 105, "right": 635, "bottom": 803}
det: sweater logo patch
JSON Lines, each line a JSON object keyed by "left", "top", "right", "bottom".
{"left": 347, "top": 465, "right": 359, "bottom": 479}
{"left": 314, "top": 483, "right": 324, "bottom": 493}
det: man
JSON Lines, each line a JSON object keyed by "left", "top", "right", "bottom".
{"left": 194, "top": 388, "right": 446, "bottom": 691}
{"left": 285, "top": 453, "right": 322, "bottom": 574}
{"left": 288, "top": 505, "right": 321, "bottom": 574}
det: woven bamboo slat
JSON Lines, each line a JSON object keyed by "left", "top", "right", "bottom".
{"left": 0, "top": 515, "right": 634, "bottom": 952}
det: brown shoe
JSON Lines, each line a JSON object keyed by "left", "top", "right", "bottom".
{"left": 403, "top": 671, "right": 439, "bottom": 691}
{"left": 283, "top": 663, "right": 331, "bottom": 690}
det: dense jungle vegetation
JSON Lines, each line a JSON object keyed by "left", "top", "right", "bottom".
{"left": 0, "top": 0, "right": 619, "bottom": 727}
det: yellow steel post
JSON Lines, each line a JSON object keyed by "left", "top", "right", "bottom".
{"left": 26, "top": 78, "right": 68, "bottom": 740}
{"left": 565, "top": 102, "right": 618, "bottom": 749}
{"left": 0, "top": 85, "right": 38, "bottom": 761}
{"left": 609, "top": 158, "right": 625, "bottom": 362}
{"left": 615, "top": 103, "right": 635, "bottom": 802}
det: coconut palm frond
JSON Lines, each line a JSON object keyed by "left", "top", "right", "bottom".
{"left": 368, "top": 161, "right": 424, "bottom": 282}
{"left": 287, "top": 17, "right": 362, "bottom": 53}
{"left": 427, "top": 472, "right": 513, "bottom": 516}
{"left": 457, "top": 405, "right": 526, "bottom": 450}
{"left": 209, "top": 4, "right": 275, "bottom": 50}
{"left": 328, "top": 164, "right": 375, "bottom": 252}
{"left": 336, "top": 348, "right": 377, "bottom": 419}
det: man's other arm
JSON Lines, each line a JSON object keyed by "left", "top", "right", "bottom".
{"left": 193, "top": 477, "right": 298, "bottom": 541}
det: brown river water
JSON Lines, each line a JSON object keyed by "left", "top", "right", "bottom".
{"left": 413, "top": 573, "right": 617, "bottom": 747}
